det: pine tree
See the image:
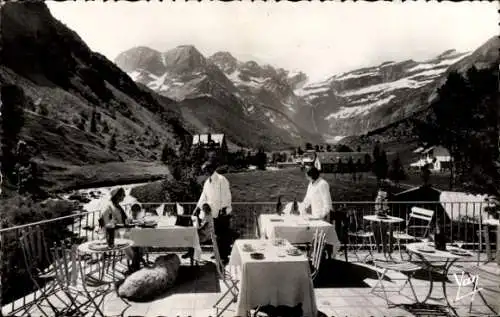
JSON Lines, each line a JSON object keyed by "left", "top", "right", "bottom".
{"left": 109, "top": 133, "right": 117, "bottom": 151}
{"left": 389, "top": 154, "right": 406, "bottom": 187}
{"left": 415, "top": 66, "right": 499, "bottom": 195}
{"left": 90, "top": 109, "right": 98, "bottom": 133}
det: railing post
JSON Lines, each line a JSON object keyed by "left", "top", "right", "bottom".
{"left": 497, "top": 210, "right": 500, "bottom": 267}
{"left": 0, "top": 224, "right": 3, "bottom": 317}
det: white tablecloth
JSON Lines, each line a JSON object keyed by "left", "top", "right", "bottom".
{"left": 259, "top": 214, "right": 340, "bottom": 256}
{"left": 127, "top": 216, "right": 202, "bottom": 261}
{"left": 229, "top": 239, "right": 317, "bottom": 317}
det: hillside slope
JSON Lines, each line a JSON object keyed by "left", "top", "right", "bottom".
{"left": 0, "top": 2, "right": 191, "bottom": 190}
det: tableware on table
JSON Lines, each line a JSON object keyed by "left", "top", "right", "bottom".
{"left": 417, "top": 245, "right": 436, "bottom": 253}
{"left": 286, "top": 248, "right": 302, "bottom": 256}
{"left": 105, "top": 225, "right": 116, "bottom": 247}
{"left": 449, "top": 249, "right": 470, "bottom": 256}
{"left": 270, "top": 218, "right": 284, "bottom": 222}
{"left": 453, "top": 241, "right": 465, "bottom": 249}
{"left": 89, "top": 240, "right": 128, "bottom": 251}
{"left": 272, "top": 238, "right": 286, "bottom": 247}
{"left": 427, "top": 242, "right": 435, "bottom": 247}
{"left": 307, "top": 216, "right": 321, "bottom": 221}
{"left": 250, "top": 252, "right": 265, "bottom": 260}
{"left": 242, "top": 243, "right": 254, "bottom": 252}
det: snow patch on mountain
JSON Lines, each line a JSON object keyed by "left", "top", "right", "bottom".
{"left": 325, "top": 95, "right": 395, "bottom": 119}
{"left": 407, "top": 53, "right": 470, "bottom": 73}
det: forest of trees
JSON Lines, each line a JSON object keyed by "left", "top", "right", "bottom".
{"left": 414, "top": 65, "right": 499, "bottom": 197}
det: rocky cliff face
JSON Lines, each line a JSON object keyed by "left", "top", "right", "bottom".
{"left": 297, "top": 49, "right": 473, "bottom": 138}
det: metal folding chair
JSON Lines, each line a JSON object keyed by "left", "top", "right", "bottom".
{"left": 51, "top": 243, "right": 112, "bottom": 316}
{"left": 347, "top": 211, "right": 375, "bottom": 262}
{"left": 309, "top": 229, "right": 327, "bottom": 281}
{"left": 18, "top": 225, "right": 67, "bottom": 316}
{"left": 211, "top": 225, "right": 240, "bottom": 317}
{"left": 370, "top": 260, "right": 422, "bottom": 307}
{"left": 392, "top": 207, "right": 434, "bottom": 259}
{"left": 463, "top": 264, "right": 499, "bottom": 315}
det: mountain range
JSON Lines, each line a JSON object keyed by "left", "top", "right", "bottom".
{"left": 116, "top": 36, "right": 498, "bottom": 148}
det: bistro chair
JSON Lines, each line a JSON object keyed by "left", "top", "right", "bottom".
{"left": 347, "top": 210, "right": 375, "bottom": 263}
{"left": 211, "top": 224, "right": 241, "bottom": 317}
{"left": 18, "top": 225, "right": 67, "bottom": 316}
{"left": 309, "top": 229, "right": 327, "bottom": 281}
{"left": 50, "top": 243, "right": 112, "bottom": 317}
{"left": 370, "top": 260, "right": 422, "bottom": 307}
{"left": 391, "top": 207, "right": 434, "bottom": 259}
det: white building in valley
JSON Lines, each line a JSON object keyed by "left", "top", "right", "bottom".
{"left": 410, "top": 146, "right": 451, "bottom": 172}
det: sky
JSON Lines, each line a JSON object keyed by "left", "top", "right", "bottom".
{"left": 47, "top": 1, "right": 497, "bottom": 82}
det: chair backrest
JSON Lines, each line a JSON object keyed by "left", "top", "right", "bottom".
{"left": 51, "top": 244, "right": 79, "bottom": 288}
{"left": 208, "top": 218, "right": 226, "bottom": 280}
{"left": 310, "top": 229, "right": 327, "bottom": 280}
{"left": 19, "top": 225, "right": 51, "bottom": 276}
{"left": 407, "top": 207, "right": 434, "bottom": 238}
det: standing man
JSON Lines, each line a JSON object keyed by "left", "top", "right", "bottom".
{"left": 194, "top": 159, "right": 233, "bottom": 264}
{"left": 301, "top": 167, "right": 338, "bottom": 258}
{"left": 302, "top": 167, "right": 331, "bottom": 221}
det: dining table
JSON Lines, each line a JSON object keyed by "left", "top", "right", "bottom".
{"left": 406, "top": 241, "right": 474, "bottom": 316}
{"left": 229, "top": 239, "right": 318, "bottom": 317}
{"left": 125, "top": 216, "right": 202, "bottom": 265}
{"left": 258, "top": 214, "right": 340, "bottom": 257}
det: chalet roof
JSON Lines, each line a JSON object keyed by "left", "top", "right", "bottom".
{"left": 421, "top": 146, "right": 450, "bottom": 156}
{"left": 192, "top": 134, "right": 225, "bottom": 147}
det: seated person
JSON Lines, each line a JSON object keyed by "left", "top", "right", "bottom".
{"left": 182, "top": 203, "right": 214, "bottom": 259}
{"left": 129, "top": 203, "right": 145, "bottom": 221}
{"left": 98, "top": 188, "right": 145, "bottom": 273}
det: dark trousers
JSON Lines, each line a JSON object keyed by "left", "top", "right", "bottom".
{"left": 214, "top": 214, "right": 231, "bottom": 261}
{"left": 333, "top": 210, "right": 348, "bottom": 244}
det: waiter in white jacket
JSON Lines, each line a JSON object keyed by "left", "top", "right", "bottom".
{"left": 301, "top": 166, "right": 335, "bottom": 258}
{"left": 194, "top": 158, "right": 233, "bottom": 264}
{"left": 302, "top": 167, "right": 332, "bottom": 221}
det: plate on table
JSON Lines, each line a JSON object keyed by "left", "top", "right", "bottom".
{"left": 286, "top": 248, "right": 302, "bottom": 256}
{"left": 250, "top": 252, "right": 265, "bottom": 260}
{"left": 417, "top": 246, "right": 436, "bottom": 253}
{"left": 242, "top": 244, "right": 255, "bottom": 252}
{"left": 307, "top": 216, "right": 321, "bottom": 221}
{"left": 270, "top": 218, "right": 284, "bottom": 222}
{"left": 88, "top": 241, "right": 109, "bottom": 251}
{"left": 139, "top": 220, "right": 158, "bottom": 228}
{"left": 376, "top": 213, "right": 389, "bottom": 219}
{"left": 450, "top": 249, "right": 471, "bottom": 256}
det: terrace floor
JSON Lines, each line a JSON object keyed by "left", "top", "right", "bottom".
{"left": 3, "top": 251, "right": 499, "bottom": 317}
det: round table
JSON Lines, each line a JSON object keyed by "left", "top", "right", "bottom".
{"left": 363, "top": 215, "right": 404, "bottom": 257}
{"left": 406, "top": 242, "right": 473, "bottom": 315}
{"left": 78, "top": 238, "right": 134, "bottom": 254}
{"left": 78, "top": 239, "right": 133, "bottom": 315}
{"left": 78, "top": 238, "right": 134, "bottom": 284}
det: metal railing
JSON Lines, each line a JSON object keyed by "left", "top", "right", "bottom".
{"left": 0, "top": 201, "right": 497, "bottom": 315}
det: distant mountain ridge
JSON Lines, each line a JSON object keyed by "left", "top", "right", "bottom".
{"left": 115, "top": 46, "right": 323, "bottom": 149}
{"left": 117, "top": 36, "right": 496, "bottom": 147}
